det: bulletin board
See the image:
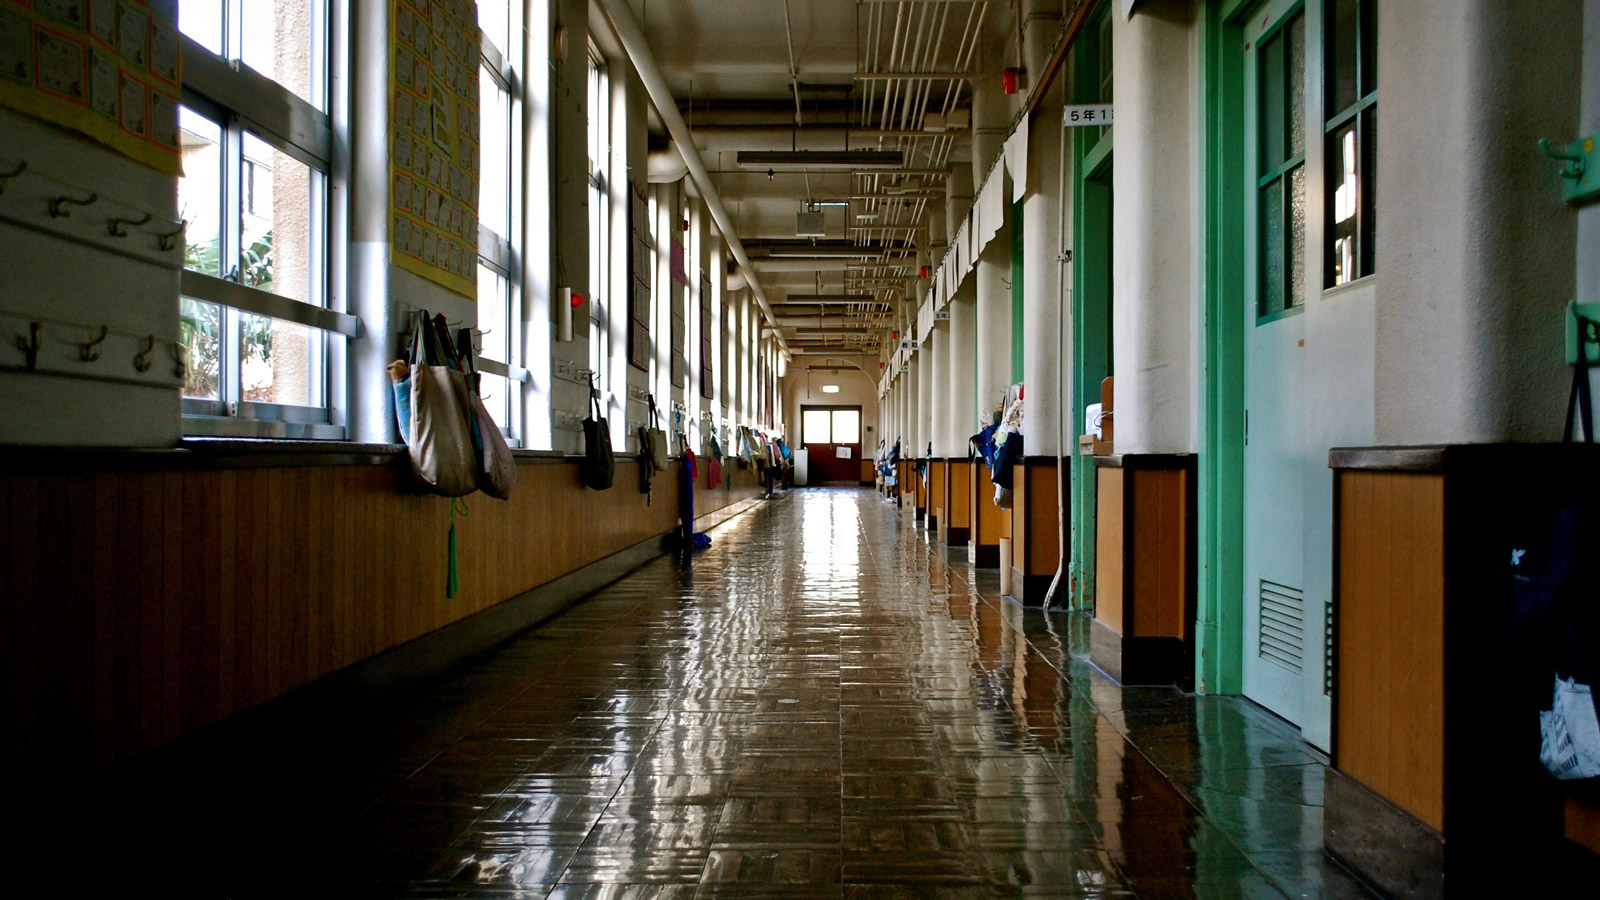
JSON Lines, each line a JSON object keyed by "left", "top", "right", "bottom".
{"left": 699, "top": 273, "right": 713, "bottom": 400}
{"left": 0, "top": 0, "right": 182, "bottom": 175}
{"left": 390, "top": 0, "right": 479, "bottom": 299}
{"left": 626, "top": 179, "right": 652, "bottom": 371}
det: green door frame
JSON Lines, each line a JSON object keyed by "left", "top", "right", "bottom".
{"left": 1011, "top": 196, "right": 1026, "bottom": 385}
{"left": 1067, "top": 5, "right": 1114, "bottom": 613}
{"left": 1195, "top": 0, "right": 1249, "bottom": 695}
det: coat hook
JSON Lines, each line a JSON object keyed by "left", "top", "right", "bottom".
{"left": 15, "top": 322, "right": 41, "bottom": 370}
{"left": 133, "top": 335, "right": 156, "bottom": 373}
{"left": 157, "top": 219, "right": 187, "bottom": 251}
{"left": 1539, "top": 138, "right": 1587, "bottom": 180}
{"left": 0, "top": 159, "right": 24, "bottom": 194}
{"left": 78, "top": 325, "right": 109, "bottom": 361}
{"left": 49, "top": 191, "right": 98, "bottom": 218}
{"left": 171, "top": 341, "right": 188, "bottom": 379}
{"left": 108, "top": 212, "right": 154, "bottom": 237}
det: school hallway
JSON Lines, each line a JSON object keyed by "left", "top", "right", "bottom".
{"left": 29, "top": 488, "right": 1385, "bottom": 899}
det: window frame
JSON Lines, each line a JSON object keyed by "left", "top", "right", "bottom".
{"left": 474, "top": 5, "right": 525, "bottom": 446}
{"left": 177, "top": 2, "right": 347, "bottom": 439}
{"left": 586, "top": 45, "right": 613, "bottom": 410}
{"left": 1246, "top": 1, "right": 1308, "bottom": 324}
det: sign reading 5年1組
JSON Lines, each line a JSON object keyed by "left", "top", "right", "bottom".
{"left": 1064, "top": 104, "right": 1114, "bottom": 126}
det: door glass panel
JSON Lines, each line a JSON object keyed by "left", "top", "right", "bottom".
{"left": 1286, "top": 15, "right": 1305, "bottom": 158}
{"left": 1258, "top": 28, "right": 1285, "bottom": 170}
{"left": 832, "top": 410, "right": 861, "bottom": 445}
{"left": 1328, "top": 0, "right": 1360, "bottom": 114}
{"left": 1288, "top": 165, "right": 1305, "bottom": 306}
{"left": 1259, "top": 178, "right": 1285, "bottom": 317}
{"left": 802, "top": 409, "right": 832, "bottom": 444}
{"left": 1327, "top": 120, "right": 1359, "bottom": 285}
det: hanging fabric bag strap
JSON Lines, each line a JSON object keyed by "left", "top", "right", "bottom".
{"left": 1567, "top": 314, "right": 1596, "bottom": 443}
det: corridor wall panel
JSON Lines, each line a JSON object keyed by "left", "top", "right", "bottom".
{"left": 0, "top": 455, "right": 761, "bottom": 776}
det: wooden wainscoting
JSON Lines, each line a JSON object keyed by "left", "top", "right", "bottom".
{"left": 1090, "top": 455, "right": 1195, "bottom": 687}
{"left": 945, "top": 459, "right": 971, "bottom": 546}
{"left": 928, "top": 460, "right": 946, "bottom": 531}
{"left": 969, "top": 461, "right": 1002, "bottom": 568}
{"left": 0, "top": 451, "right": 760, "bottom": 777}
{"left": 1009, "top": 458, "right": 1063, "bottom": 606}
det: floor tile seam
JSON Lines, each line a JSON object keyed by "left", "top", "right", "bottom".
{"left": 914, "top": 520, "right": 1326, "bottom": 900}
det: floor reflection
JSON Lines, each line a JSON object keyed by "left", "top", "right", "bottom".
{"left": 65, "top": 488, "right": 1382, "bottom": 899}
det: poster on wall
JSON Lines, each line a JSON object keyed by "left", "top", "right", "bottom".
{"left": 627, "top": 179, "right": 652, "bottom": 371}
{"left": 0, "top": 0, "right": 182, "bottom": 175}
{"left": 390, "top": 0, "right": 479, "bottom": 299}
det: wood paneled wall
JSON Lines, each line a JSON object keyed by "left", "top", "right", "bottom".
{"left": 1012, "top": 461, "right": 1062, "bottom": 579}
{"left": 946, "top": 461, "right": 971, "bottom": 530}
{"left": 929, "top": 461, "right": 946, "bottom": 522}
{"left": 1095, "top": 466, "right": 1125, "bottom": 633}
{"left": 0, "top": 457, "right": 762, "bottom": 775}
{"left": 1336, "top": 470, "right": 1446, "bottom": 831}
{"left": 859, "top": 459, "right": 875, "bottom": 484}
{"left": 1094, "top": 462, "right": 1193, "bottom": 639}
{"left": 970, "top": 463, "right": 1004, "bottom": 548}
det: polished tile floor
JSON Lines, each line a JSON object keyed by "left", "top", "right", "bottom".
{"left": 70, "top": 488, "right": 1382, "bottom": 898}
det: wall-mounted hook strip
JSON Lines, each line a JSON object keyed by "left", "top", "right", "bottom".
{"left": 133, "top": 335, "right": 155, "bottom": 373}
{"left": 48, "top": 191, "right": 98, "bottom": 218}
{"left": 15, "top": 322, "right": 41, "bottom": 370}
{"left": 157, "top": 219, "right": 187, "bottom": 251}
{"left": 78, "top": 325, "right": 109, "bottom": 361}
{"left": 0, "top": 159, "right": 25, "bottom": 194}
{"left": 107, "top": 212, "right": 154, "bottom": 238}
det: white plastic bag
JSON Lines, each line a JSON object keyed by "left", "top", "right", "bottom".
{"left": 1540, "top": 675, "right": 1600, "bottom": 780}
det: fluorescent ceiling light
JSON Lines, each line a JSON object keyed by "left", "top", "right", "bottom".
{"left": 785, "top": 293, "right": 875, "bottom": 302}
{"left": 737, "top": 150, "right": 905, "bottom": 171}
{"left": 822, "top": 385, "right": 841, "bottom": 393}
{"left": 767, "top": 247, "right": 884, "bottom": 259}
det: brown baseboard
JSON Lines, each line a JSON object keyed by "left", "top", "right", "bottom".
{"left": 945, "top": 526, "right": 969, "bottom": 546}
{"left": 927, "top": 513, "right": 938, "bottom": 532}
{"left": 1325, "top": 768, "right": 1444, "bottom": 900}
{"left": 1088, "top": 617, "right": 1190, "bottom": 687}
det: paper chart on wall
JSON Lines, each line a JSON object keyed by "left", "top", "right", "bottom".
{"left": 0, "top": 0, "right": 181, "bottom": 175}
{"left": 390, "top": 0, "right": 479, "bottom": 299}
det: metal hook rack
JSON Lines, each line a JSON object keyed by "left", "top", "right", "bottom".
{"left": 108, "top": 212, "right": 154, "bottom": 238}
{"left": 48, "top": 191, "right": 98, "bottom": 218}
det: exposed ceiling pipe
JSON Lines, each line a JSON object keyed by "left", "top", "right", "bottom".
{"left": 596, "top": 0, "right": 790, "bottom": 358}
{"left": 647, "top": 142, "right": 688, "bottom": 183}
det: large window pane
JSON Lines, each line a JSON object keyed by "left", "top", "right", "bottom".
{"left": 479, "top": 372, "right": 510, "bottom": 428}
{"left": 239, "top": 314, "right": 317, "bottom": 406}
{"left": 476, "top": 265, "right": 509, "bottom": 363}
{"left": 802, "top": 409, "right": 832, "bottom": 444}
{"left": 240, "top": 0, "right": 321, "bottom": 109}
{"left": 179, "top": 108, "right": 223, "bottom": 277}
{"left": 479, "top": 66, "right": 510, "bottom": 240}
{"left": 241, "top": 131, "right": 319, "bottom": 305}
{"left": 179, "top": 2, "right": 224, "bottom": 56}
{"left": 478, "top": 1, "right": 510, "bottom": 60}
{"left": 831, "top": 410, "right": 861, "bottom": 445}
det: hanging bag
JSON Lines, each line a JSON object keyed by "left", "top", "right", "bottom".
{"left": 404, "top": 310, "right": 478, "bottom": 497}
{"left": 581, "top": 378, "right": 615, "bottom": 490}
{"left": 453, "top": 328, "right": 517, "bottom": 499}
{"left": 643, "top": 395, "right": 670, "bottom": 471}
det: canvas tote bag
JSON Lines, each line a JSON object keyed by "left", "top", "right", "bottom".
{"left": 406, "top": 311, "right": 478, "bottom": 497}
{"left": 643, "top": 394, "right": 670, "bottom": 471}
{"left": 453, "top": 327, "right": 516, "bottom": 499}
{"left": 582, "top": 382, "right": 616, "bottom": 490}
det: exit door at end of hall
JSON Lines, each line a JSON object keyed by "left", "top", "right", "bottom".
{"left": 802, "top": 406, "right": 863, "bottom": 485}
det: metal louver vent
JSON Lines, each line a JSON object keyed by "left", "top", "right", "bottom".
{"left": 1258, "top": 580, "right": 1305, "bottom": 674}
{"left": 1324, "top": 601, "right": 1334, "bottom": 696}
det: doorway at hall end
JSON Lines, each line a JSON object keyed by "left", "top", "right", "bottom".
{"left": 802, "top": 406, "right": 863, "bottom": 486}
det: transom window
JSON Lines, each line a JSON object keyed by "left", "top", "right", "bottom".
{"left": 1324, "top": 0, "right": 1376, "bottom": 286}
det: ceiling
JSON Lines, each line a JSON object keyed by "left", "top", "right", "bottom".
{"left": 625, "top": 0, "right": 1017, "bottom": 358}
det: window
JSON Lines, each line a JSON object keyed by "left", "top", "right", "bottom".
{"left": 1254, "top": 10, "right": 1306, "bottom": 319}
{"left": 587, "top": 47, "right": 612, "bottom": 403}
{"left": 801, "top": 408, "right": 861, "bottom": 445}
{"left": 477, "top": 2, "right": 521, "bottom": 441}
{"left": 1325, "top": 0, "right": 1376, "bottom": 286}
{"left": 178, "top": 1, "right": 347, "bottom": 438}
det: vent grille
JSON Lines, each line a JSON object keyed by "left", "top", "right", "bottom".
{"left": 1258, "top": 580, "right": 1305, "bottom": 674}
{"left": 1324, "top": 600, "right": 1334, "bottom": 696}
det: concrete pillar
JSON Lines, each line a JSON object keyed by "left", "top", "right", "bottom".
{"left": 971, "top": 75, "right": 1008, "bottom": 189}
{"left": 947, "top": 284, "right": 978, "bottom": 446}
{"left": 930, "top": 322, "right": 951, "bottom": 457}
{"left": 1021, "top": 97, "right": 1065, "bottom": 455}
{"left": 918, "top": 342, "right": 936, "bottom": 461}
{"left": 906, "top": 359, "right": 921, "bottom": 461}
{"left": 1111, "top": 6, "right": 1194, "bottom": 454}
{"left": 975, "top": 225, "right": 1013, "bottom": 426}
{"left": 946, "top": 161, "right": 974, "bottom": 244}
{"left": 1376, "top": 0, "right": 1582, "bottom": 443}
